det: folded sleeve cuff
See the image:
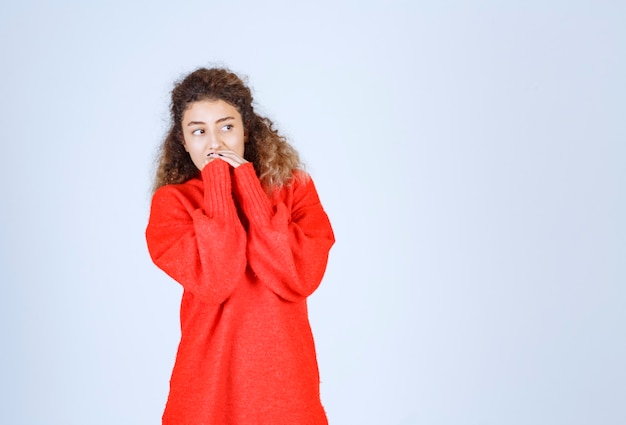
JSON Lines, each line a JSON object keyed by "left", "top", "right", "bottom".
{"left": 232, "top": 163, "right": 273, "bottom": 225}
{"left": 200, "top": 159, "right": 238, "bottom": 222}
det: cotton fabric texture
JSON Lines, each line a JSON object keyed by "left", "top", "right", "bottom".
{"left": 146, "top": 159, "right": 334, "bottom": 424}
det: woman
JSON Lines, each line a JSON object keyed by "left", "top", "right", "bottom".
{"left": 146, "top": 67, "right": 335, "bottom": 424}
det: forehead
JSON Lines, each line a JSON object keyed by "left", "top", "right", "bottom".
{"left": 182, "top": 99, "right": 242, "bottom": 122}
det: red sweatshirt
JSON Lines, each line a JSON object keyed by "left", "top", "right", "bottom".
{"left": 146, "top": 159, "right": 335, "bottom": 424}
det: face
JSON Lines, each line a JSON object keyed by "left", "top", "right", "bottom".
{"left": 181, "top": 99, "right": 246, "bottom": 170}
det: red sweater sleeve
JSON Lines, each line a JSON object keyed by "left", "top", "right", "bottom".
{"left": 232, "top": 163, "right": 335, "bottom": 302}
{"left": 145, "top": 160, "right": 247, "bottom": 305}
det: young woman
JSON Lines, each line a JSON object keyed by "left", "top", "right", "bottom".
{"left": 146, "top": 68, "right": 335, "bottom": 424}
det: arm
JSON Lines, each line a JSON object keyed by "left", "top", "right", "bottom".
{"left": 145, "top": 160, "right": 247, "bottom": 305}
{"left": 232, "top": 163, "right": 335, "bottom": 302}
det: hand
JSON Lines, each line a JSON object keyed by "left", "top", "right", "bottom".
{"left": 202, "top": 150, "right": 249, "bottom": 169}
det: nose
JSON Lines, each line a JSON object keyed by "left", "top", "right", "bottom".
{"left": 207, "top": 132, "right": 223, "bottom": 151}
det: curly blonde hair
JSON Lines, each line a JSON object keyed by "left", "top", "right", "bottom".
{"left": 153, "top": 67, "right": 302, "bottom": 192}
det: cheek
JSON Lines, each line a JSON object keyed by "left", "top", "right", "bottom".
{"left": 182, "top": 140, "right": 204, "bottom": 166}
{"left": 230, "top": 130, "right": 246, "bottom": 155}
{"left": 238, "top": 137, "right": 246, "bottom": 156}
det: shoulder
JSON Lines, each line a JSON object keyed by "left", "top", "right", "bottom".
{"left": 291, "top": 169, "right": 318, "bottom": 197}
{"left": 271, "top": 169, "right": 324, "bottom": 213}
{"left": 151, "top": 177, "right": 203, "bottom": 211}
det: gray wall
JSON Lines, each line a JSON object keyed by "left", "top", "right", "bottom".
{"left": 1, "top": 1, "right": 624, "bottom": 424}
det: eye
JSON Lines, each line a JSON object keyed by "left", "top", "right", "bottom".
{"left": 192, "top": 128, "right": 204, "bottom": 135}
{"left": 222, "top": 124, "right": 234, "bottom": 131}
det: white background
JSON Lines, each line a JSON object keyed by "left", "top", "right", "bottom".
{"left": 1, "top": 1, "right": 624, "bottom": 424}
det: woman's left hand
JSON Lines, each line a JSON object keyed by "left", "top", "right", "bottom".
{"left": 207, "top": 150, "right": 249, "bottom": 168}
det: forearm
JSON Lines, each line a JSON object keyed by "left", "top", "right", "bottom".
{"left": 146, "top": 160, "right": 247, "bottom": 304}
{"left": 232, "top": 164, "right": 335, "bottom": 301}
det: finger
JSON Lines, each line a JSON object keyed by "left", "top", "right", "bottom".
{"left": 216, "top": 154, "right": 246, "bottom": 168}
{"left": 205, "top": 151, "right": 237, "bottom": 167}
{"left": 202, "top": 153, "right": 218, "bottom": 168}
{"left": 211, "top": 150, "right": 248, "bottom": 168}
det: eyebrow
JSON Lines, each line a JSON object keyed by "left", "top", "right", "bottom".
{"left": 186, "top": 116, "right": 235, "bottom": 126}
